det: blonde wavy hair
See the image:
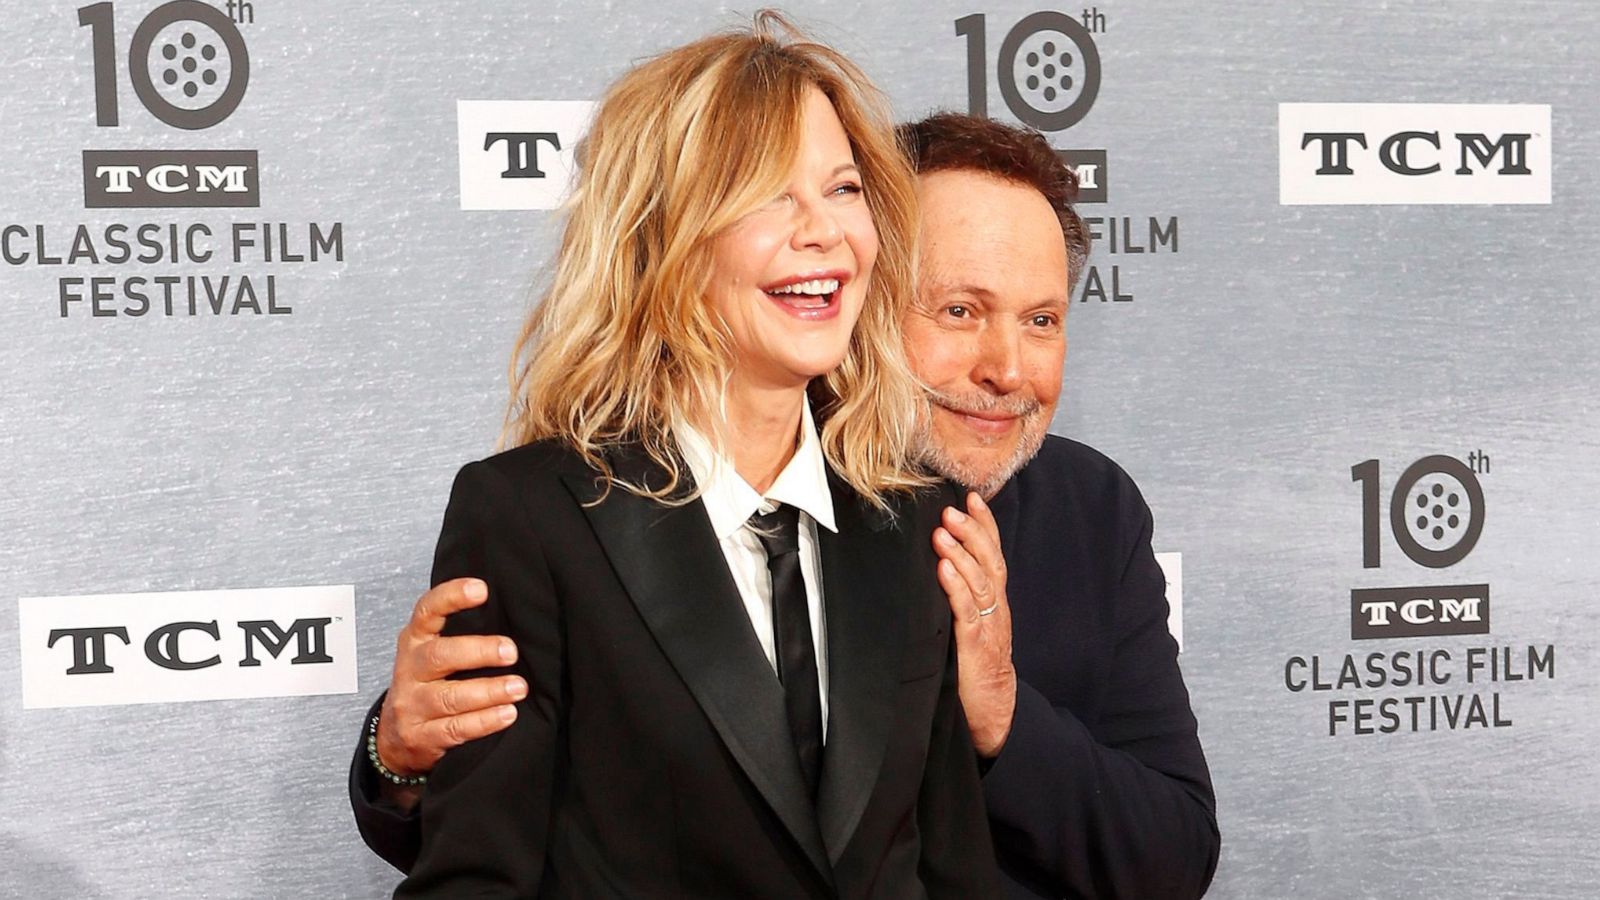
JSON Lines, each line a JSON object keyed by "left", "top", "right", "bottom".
{"left": 501, "top": 11, "right": 929, "bottom": 508}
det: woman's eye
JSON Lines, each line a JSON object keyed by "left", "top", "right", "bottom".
{"left": 832, "top": 182, "right": 863, "bottom": 196}
{"left": 946, "top": 305, "right": 970, "bottom": 319}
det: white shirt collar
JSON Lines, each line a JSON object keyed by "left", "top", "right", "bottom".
{"left": 676, "top": 396, "right": 837, "bottom": 540}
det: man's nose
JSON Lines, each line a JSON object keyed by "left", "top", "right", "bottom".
{"left": 972, "top": 323, "right": 1025, "bottom": 395}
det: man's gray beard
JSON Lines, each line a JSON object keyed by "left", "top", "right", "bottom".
{"left": 912, "top": 389, "right": 1049, "bottom": 498}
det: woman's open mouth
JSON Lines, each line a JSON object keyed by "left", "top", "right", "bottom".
{"left": 763, "top": 275, "right": 846, "bottom": 320}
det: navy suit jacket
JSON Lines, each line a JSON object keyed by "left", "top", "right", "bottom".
{"left": 350, "top": 435, "right": 1217, "bottom": 898}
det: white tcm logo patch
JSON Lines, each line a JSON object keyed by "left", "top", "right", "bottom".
{"left": 17, "top": 585, "right": 357, "bottom": 709}
{"left": 1279, "top": 103, "right": 1551, "bottom": 205}
{"left": 457, "top": 100, "right": 594, "bottom": 210}
{"left": 1155, "top": 552, "right": 1183, "bottom": 650}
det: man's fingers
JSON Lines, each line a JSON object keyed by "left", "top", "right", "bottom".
{"left": 408, "top": 578, "right": 489, "bottom": 636}
{"left": 936, "top": 557, "right": 980, "bottom": 623}
{"left": 423, "top": 674, "right": 528, "bottom": 719}
{"left": 942, "top": 501, "right": 1006, "bottom": 584}
{"left": 426, "top": 705, "right": 519, "bottom": 753}
{"left": 966, "top": 491, "right": 1000, "bottom": 531}
{"left": 413, "top": 633, "right": 516, "bottom": 680}
{"left": 965, "top": 493, "right": 1006, "bottom": 572}
{"left": 935, "top": 526, "right": 993, "bottom": 607}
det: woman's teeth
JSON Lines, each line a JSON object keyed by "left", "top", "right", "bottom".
{"left": 767, "top": 278, "right": 841, "bottom": 295}
{"left": 766, "top": 278, "right": 840, "bottom": 309}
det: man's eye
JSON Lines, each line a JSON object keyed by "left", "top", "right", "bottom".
{"left": 1031, "top": 314, "right": 1059, "bottom": 328}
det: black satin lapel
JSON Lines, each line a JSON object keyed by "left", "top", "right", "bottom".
{"left": 814, "top": 477, "right": 906, "bottom": 864}
{"left": 559, "top": 461, "right": 831, "bottom": 882}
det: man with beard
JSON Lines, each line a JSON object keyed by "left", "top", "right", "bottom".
{"left": 351, "top": 113, "right": 1219, "bottom": 899}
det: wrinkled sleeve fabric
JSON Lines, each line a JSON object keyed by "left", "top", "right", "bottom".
{"left": 392, "top": 460, "right": 565, "bottom": 899}
{"left": 348, "top": 691, "right": 422, "bottom": 874}
{"left": 981, "top": 490, "right": 1219, "bottom": 900}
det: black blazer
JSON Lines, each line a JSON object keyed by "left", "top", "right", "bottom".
{"left": 375, "top": 440, "right": 1000, "bottom": 899}
{"left": 351, "top": 435, "right": 1215, "bottom": 899}
{"left": 979, "top": 436, "right": 1218, "bottom": 899}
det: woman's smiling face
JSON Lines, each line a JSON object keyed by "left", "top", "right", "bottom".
{"left": 707, "top": 86, "right": 880, "bottom": 393}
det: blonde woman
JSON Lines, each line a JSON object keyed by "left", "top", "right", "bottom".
{"left": 393, "top": 15, "right": 1000, "bottom": 899}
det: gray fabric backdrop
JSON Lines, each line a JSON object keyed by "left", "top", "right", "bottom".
{"left": 2, "top": 0, "right": 1595, "bottom": 896}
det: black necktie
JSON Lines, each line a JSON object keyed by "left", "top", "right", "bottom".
{"left": 749, "top": 503, "right": 823, "bottom": 800}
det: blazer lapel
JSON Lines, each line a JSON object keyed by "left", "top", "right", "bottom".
{"left": 560, "top": 447, "right": 832, "bottom": 883}
{"left": 814, "top": 473, "right": 909, "bottom": 865}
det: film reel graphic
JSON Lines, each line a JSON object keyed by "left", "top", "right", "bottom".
{"left": 996, "top": 11, "right": 1101, "bottom": 133}
{"left": 129, "top": 1, "right": 249, "bottom": 130}
{"left": 1388, "top": 455, "right": 1485, "bottom": 569}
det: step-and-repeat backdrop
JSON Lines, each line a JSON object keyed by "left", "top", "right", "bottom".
{"left": 2, "top": 1, "right": 1594, "bottom": 897}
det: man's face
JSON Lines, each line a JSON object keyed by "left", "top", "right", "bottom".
{"left": 903, "top": 170, "right": 1070, "bottom": 498}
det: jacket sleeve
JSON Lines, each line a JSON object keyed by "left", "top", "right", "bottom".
{"left": 916, "top": 626, "right": 1005, "bottom": 899}
{"left": 393, "top": 460, "right": 565, "bottom": 898}
{"left": 347, "top": 691, "right": 423, "bottom": 873}
{"left": 979, "top": 496, "right": 1220, "bottom": 899}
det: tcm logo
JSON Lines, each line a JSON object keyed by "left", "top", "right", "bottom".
{"left": 18, "top": 585, "right": 356, "bottom": 709}
{"left": 1280, "top": 103, "right": 1551, "bottom": 205}
{"left": 83, "top": 150, "right": 258, "bottom": 208}
{"left": 76, "top": 1, "right": 260, "bottom": 208}
{"left": 1351, "top": 584, "right": 1489, "bottom": 640}
{"left": 46, "top": 617, "right": 333, "bottom": 673}
{"left": 457, "top": 100, "right": 595, "bottom": 210}
{"left": 1348, "top": 453, "right": 1491, "bottom": 640}
{"left": 1057, "top": 149, "right": 1107, "bottom": 204}
{"left": 1300, "top": 132, "right": 1531, "bottom": 177}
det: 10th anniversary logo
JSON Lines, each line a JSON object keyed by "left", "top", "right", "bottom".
{"left": 1284, "top": 451, "right": 1557, "bottom": 736}
{"left": 2, "top": 1, "right": 345, "bottom": 318}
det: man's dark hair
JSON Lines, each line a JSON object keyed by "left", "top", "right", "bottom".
{"left": 897, "top": 112, "right": 1090, "bottom": 281}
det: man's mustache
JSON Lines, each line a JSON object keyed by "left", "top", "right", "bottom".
{"left": 923, "top": 388, "right": 1042, "bottom": 420}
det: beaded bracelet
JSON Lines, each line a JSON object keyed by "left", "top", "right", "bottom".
{"left": 367, "top": 713, "right": 428, "bottom": 787}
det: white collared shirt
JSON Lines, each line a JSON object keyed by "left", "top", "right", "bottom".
{"left": 675, "top": 399, "right": 834, "bottom": 735}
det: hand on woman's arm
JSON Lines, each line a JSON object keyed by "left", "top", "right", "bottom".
{"left": 393, "top": 461, "right": 564, "bottom": 899}
{"left": 349, "top": 578, "right": 525, "bottom": 874}
{"left": 376, "top": 578, "right": 526, "bottom": 795}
